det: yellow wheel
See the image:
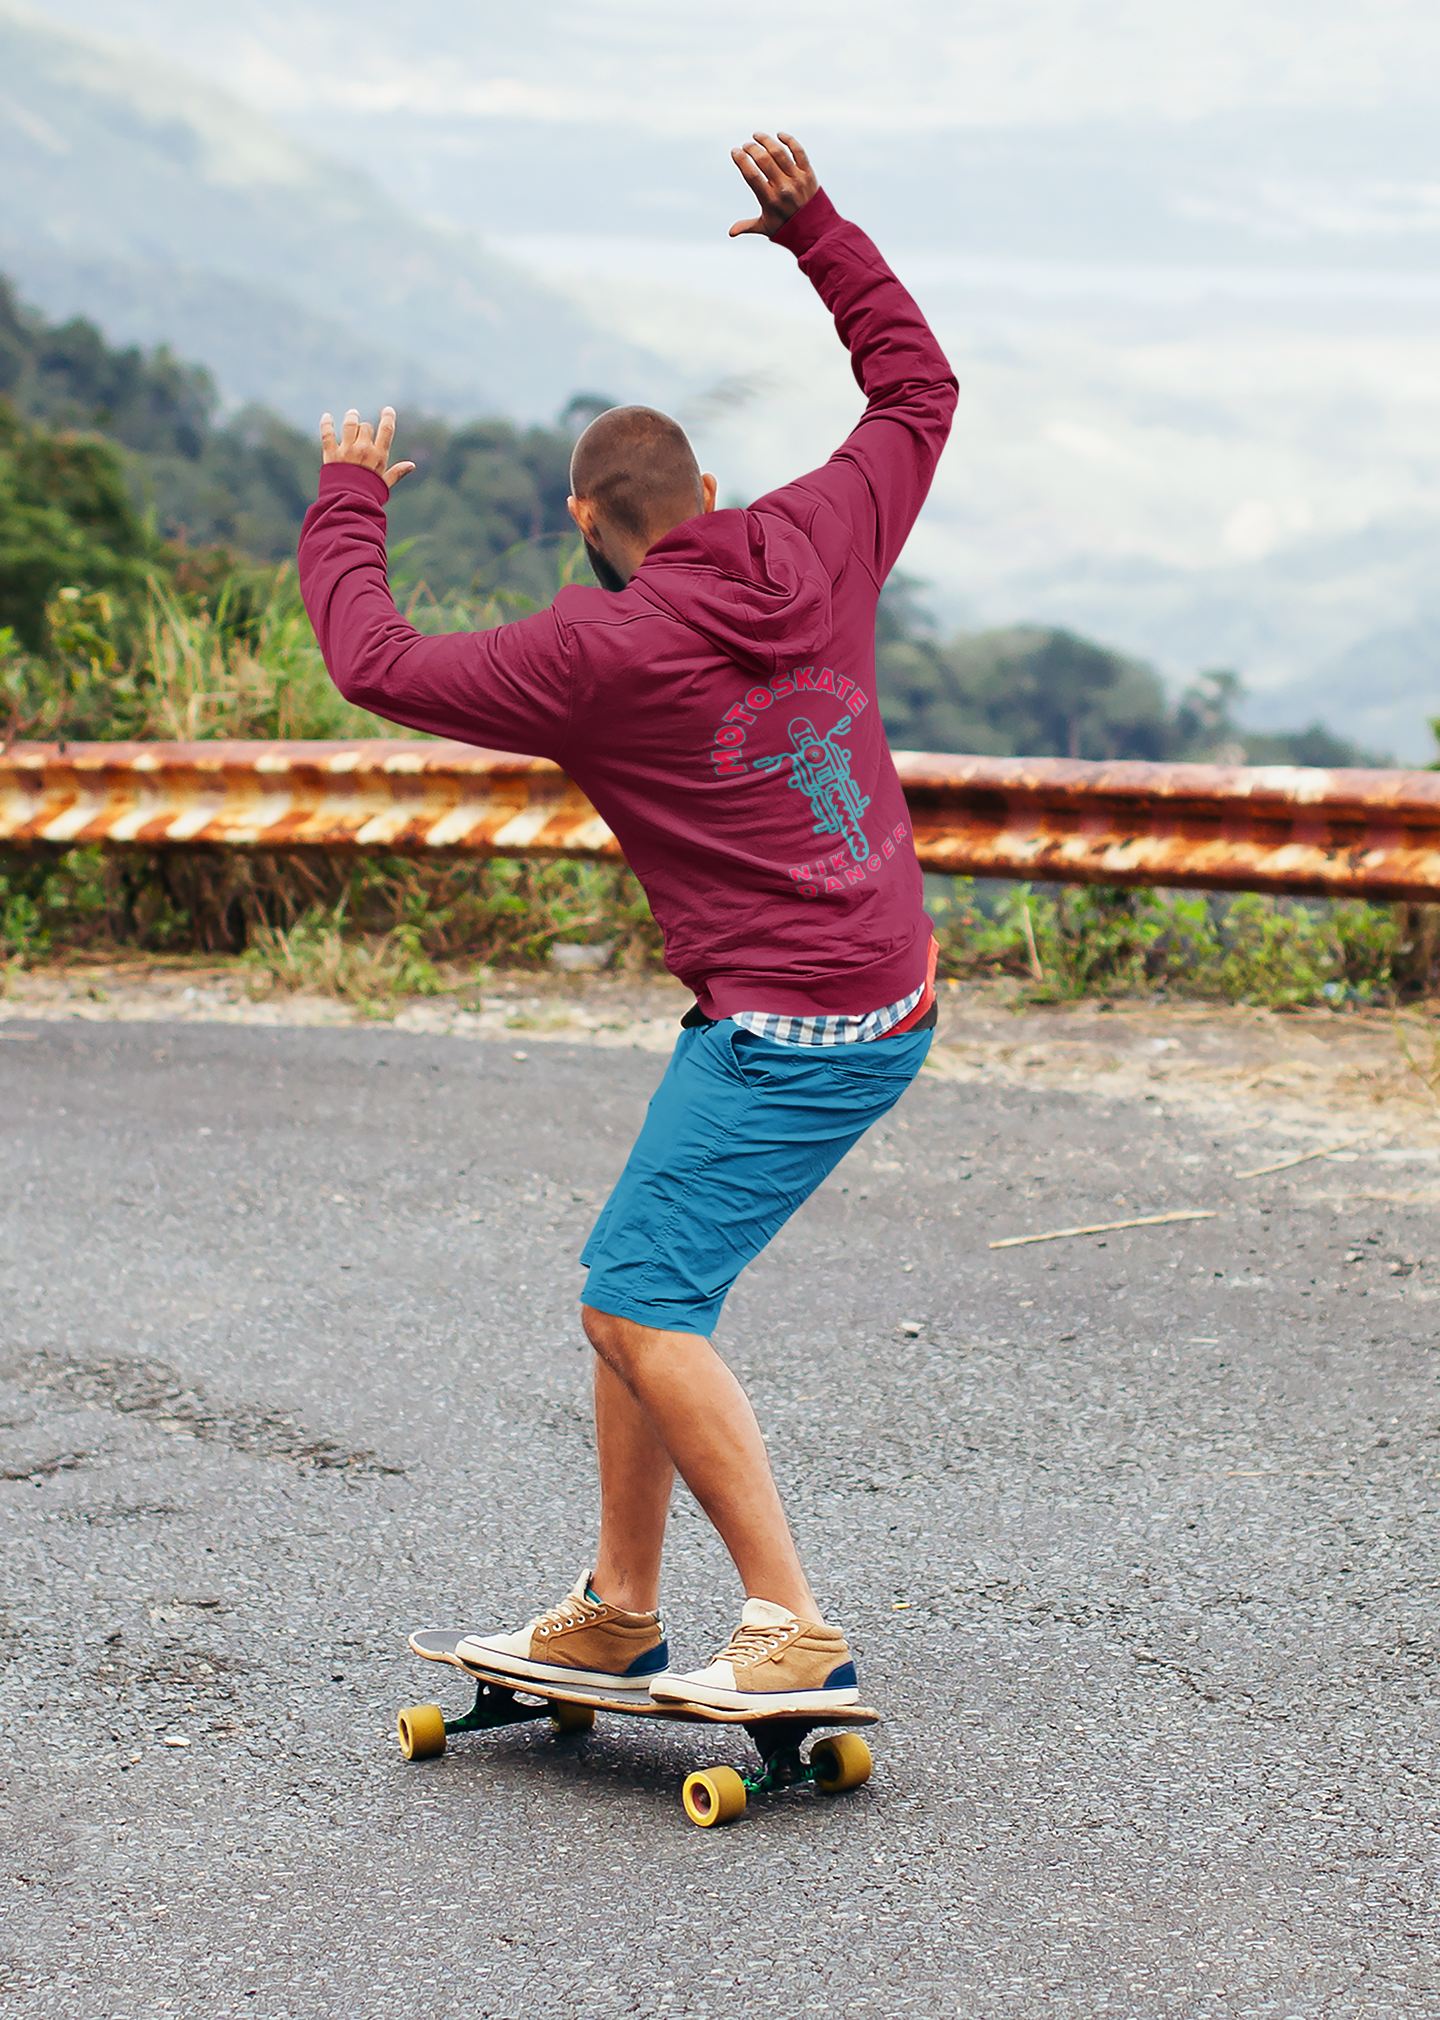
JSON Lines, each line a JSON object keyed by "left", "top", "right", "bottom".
{"left": 810, "top": 1732, "right": 872, "bottom": 1794}
{"left": 549, "top": 1700, "right": 596, "bottom": 1734}
{"left": 682, "top": 1765, "right": 747, "bottom": 1827}
{"left": 396, "top": 1703, "right": 447, "bottom": 1761}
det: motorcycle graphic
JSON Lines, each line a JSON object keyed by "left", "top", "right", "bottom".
{"left": 755, "top": 715, "right": 872, "bottom": 864}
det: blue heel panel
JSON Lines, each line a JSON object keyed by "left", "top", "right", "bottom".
{"left": 825, "top": 1661, "right": 858, "bottom": 1689}
{"left": 623, "top": 1641, "right": 670, "bottom": 1677}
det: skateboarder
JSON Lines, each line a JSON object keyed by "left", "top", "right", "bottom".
{"left": 299, "top": 133, "right": 956, "bottom": 1716}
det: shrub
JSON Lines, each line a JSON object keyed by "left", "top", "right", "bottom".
{"left": 1214, "top": 894, "right": 1334, "bottom": 1007}
{"left": 0, "top": 845, "right": 664, "bottom": 976}
{"left": 930, "top": 878, "right": 1403, "bottom": 1008}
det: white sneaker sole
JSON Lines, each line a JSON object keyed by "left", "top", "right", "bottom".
{"left": 649, "top": 1678, "right": 860, "bottom": 1714}
{"left": 456, "top": 1638, "right": 664, "bottom": 1697}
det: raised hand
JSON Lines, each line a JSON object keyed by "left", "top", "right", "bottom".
{"left": 729, "top": 131, "right": 818, "bottom": 239}
{"left": 319, "top": 406, "right": 416, "bottom": 489}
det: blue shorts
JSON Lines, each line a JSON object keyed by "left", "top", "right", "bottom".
{"left": 579, "top": 1018, "right": 933, "bottom": 1337}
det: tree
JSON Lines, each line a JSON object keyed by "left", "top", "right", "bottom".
{"left": 385, "top": 414, "right": 579, "bottom": 595}
{"left": 0, "top": 402, "right": 155, "bottom": 649}
{"left": 878, "top": 587, "right": 1174, "bottom": 761}
{"left": 0, "top": 269, "right": 591, "bottom": 594}
{"left": 876, "top": 597, "right": 1392, "bottom": 767}
{"left": 0, "top": 277, "right": 214, "bottom": 459}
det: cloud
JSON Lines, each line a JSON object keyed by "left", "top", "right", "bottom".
{"left": 24, "top": 0, "right": 1440, "bottom": 132}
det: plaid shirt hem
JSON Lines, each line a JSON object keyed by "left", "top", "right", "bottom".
{"left": 730, "top": 979, "right": 926, "bottom": 1048}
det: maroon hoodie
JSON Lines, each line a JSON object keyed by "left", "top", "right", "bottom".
{"left": 298, "top": 190, "right": 957, "bottom": 1020}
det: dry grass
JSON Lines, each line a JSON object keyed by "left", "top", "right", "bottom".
{"left": 128, "top": 572, "right": 400, "bottom": 742}
{"left": 1393, "top": 1013, "right": 1440, "bottom": 1111}
{"left": 241, "top": 910, "right": 444, "bottom": 1016}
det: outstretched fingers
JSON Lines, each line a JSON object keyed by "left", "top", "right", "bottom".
{"left": 751, "top": 133, "right": 808, "bottom": 202}
{"left": 317, "top": 404, "right": 413, "bottom": 484}
{"left": 728, "top": 129, "right": 816, "bottom": 237}
{"left": 742, "top": 135, "right": 785, "bottom": 194}
{"left": 731, "top": 142, "right": 769, "bottom": 188}
{"left": 751, "top": 131, "right": 794, "bottom": 173}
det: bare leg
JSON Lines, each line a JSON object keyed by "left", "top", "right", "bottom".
{"left": 591, "top": 1354, "right": 674, "bottom": 1613}
{"left": 583, "top": 1304, "right": 820, "bottom": 1620}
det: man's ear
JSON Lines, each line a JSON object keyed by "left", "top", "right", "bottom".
{"left": 701, "top": 473, "right": 718, "bottom": 513}
{"left": 568, "top": 494, "right": 599, "bottom": 538}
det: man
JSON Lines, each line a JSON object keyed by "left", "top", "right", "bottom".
{"left": 299, "top": 133, "right": 956, "bottom": 1715}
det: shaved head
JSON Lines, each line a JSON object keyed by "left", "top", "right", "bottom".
{"left": 570, "top": 406, "right": 704, "bottom": 545}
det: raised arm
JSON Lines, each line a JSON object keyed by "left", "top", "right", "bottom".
{"left": 732, "top": 134, "right": 958, "bottom": 585}
{"left": 298, "top": 442, "right": 574, "bottom": 758}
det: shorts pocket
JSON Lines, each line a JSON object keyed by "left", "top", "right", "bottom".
{"left": 726, "top": 1025, "right": 785, "bottom": 1086}
{"left": 829, "top": 1028, "right": 932, "bottom": 1083}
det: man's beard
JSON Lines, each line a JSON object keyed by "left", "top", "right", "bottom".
{"left": 584, "top": 539, "right": 628, "bottom": 594}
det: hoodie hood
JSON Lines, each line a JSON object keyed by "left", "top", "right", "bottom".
{"left": 631, "top": 507, "right": 833, "bottom": 679}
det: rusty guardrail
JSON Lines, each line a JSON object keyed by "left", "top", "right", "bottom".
{"left": 894, "top": 752, "right": 1440, "bottom": 901}
{"left": 3, "top": 740, "right": 1440, "bottom": 900}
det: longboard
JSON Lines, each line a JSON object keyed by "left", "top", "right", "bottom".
{"left": 399, "top": 1628, "right": 881, "bottom": 1826}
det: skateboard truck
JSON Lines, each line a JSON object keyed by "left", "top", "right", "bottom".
{"left": 441, "top": 1677, "right": 596, "bottom": 1740}
{"left": 743, "top": 1719, "right": 817, "bottom": 1795}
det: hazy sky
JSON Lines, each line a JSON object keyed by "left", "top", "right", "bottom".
{"left": 22, "top": 0, "right": 1440, "bottom": 270}
{"left": 25, "top": 0, "right": 1440, "bottom": 129}
{"left": 14, "top": 0, "right": 1440, "bottom": 749}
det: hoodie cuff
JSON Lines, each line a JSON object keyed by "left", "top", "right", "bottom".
{"left": 773, "top": 187, "right": 838, "bottom": 258}
{"left": 317, "top": 462, "right": 390, "bottom": 507}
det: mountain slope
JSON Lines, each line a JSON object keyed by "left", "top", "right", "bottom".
{"left": 0, "top": 3, "right": 670, "bottom": 424}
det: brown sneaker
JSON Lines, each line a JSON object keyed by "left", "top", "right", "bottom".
{"left": 649, "top": 1598, "right": 858, "bottom": 1713}
{"left": 457, "top": 1574, "right": 669, "bottom": 1698}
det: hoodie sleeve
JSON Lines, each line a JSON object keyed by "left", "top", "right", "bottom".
{"left": 297, "top": 463, "right": 574, "bottom": 758}
{"left": 762, "top": 190, "right": 958, "bottom": 586}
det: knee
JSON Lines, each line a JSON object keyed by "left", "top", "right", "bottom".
{"left": 581, "top": 1304, "right": 632, "bottom": 1373}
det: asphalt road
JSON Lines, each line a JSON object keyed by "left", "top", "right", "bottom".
{"left": 1, "top": 1019, "right": 1437, "bottom": 2019}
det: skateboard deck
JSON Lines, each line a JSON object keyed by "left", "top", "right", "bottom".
{"left": 399, "top": 1628, "right": 881, "bottom": 1826}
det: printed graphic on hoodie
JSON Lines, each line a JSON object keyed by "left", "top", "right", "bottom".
{"left": 757, "top": 715, "right": 871, "bottom": 864}
{"left": 708, "top": 665, "right": 908, "bottom": 900}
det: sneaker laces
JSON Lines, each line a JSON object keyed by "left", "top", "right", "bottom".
{"left": 531, "top": 1594, "right": 602, "bottom": 1638}
{"left": 714, "top": 1619, "right": 796, "bottom": 1668}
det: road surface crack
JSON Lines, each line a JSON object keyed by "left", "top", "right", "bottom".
{"left": 3, "top": 1351, "right": 404, "bottom": 1476}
